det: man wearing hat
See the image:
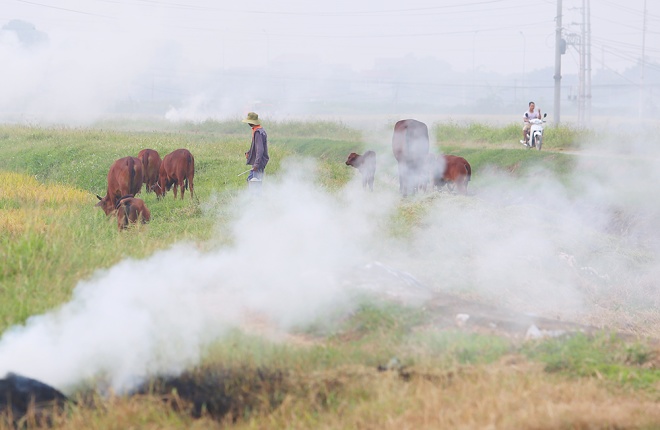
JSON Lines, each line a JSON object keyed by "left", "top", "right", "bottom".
{"left": 242, "top": 111, "right": 269, "bottom": 184}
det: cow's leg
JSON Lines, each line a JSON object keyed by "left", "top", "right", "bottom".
{"left": 188, "top": 174, "right": 194, "bottom": 199}
{"left": 406, "top": 160, "right": 420, "bottom": 196}
{"left": 457, "top": 177, "right": 468, "bottom": 195}
{"left": 412, "top": 160, "right": 428, "bottom": 194}
{"left": 180, "top": 181, "right": 185, "bottom": 200}
{"left": 172, "top": 180, "right": 178, "bottom": 199}
{"left": 398, "top": 163, "right": 410, "bottom": 197}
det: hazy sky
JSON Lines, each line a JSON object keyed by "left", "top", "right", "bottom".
{"left": 1, "top": 0, "right": 660, "bottom": 393}
{"left": 1, "top": 0, "right": 659, "bottom": 123}
{"left": 3, "top": 0, "right": 658, "bottom": 75}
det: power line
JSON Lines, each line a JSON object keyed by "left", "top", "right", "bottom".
{"left": 600, "top": 0, "right": 660, "bottom": 21}
{"left": 13, "top": 0, "right": 115, "bottom": 19}
{"left": 169, "top": 19, "right": 554, "bottom": 39}
{"left": 130, "top": 0, "right": 517, "bottom": 17}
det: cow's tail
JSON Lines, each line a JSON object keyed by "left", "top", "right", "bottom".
{"left": 120, "top": 200, "right": 131, "bottom": 229}
{"left": 127, "top": 157, "right": 136, "bottom": 194}
{"left": 186, "top": 153, "right": 195, "bottom": 198}
{"left": 139, "top": 152, "right": 148, "bottom": 174}
{"left": 465, "top": 162, "right": 472, "bottom": 182}
{"left": 141, "top": 153, "right": 149, "bottom": 192}
{"left": 184, "top": 152, "right": 192, "bottom": 190}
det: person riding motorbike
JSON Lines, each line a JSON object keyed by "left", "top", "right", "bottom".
{"left": 521, "top": 101, "right": 542, "bottom": 146}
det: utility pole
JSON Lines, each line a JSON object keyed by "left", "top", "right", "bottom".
{"left": 520, "top": 31, "right": 526, "bottom": 102}
{"left": 553, "top": 0, "right": 563, "bottom": 125}
{"left": 639, "top": 0, "right": 647, "bottom": 119}
{"left": 578, "top": 0, "right": 586, "bottom": 128}
{"left": 472, "top": 30, "right": 479, "bottom": 102}
{"left": 586, "top": 0, "right": 592, "bottom": 126}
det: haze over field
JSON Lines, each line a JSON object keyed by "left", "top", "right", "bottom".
{"left": 0, "top": 142, "right": 659, "bottom": 393}
{"left": 0, "top": 0, "right": 659, "bottom": 398}
{"left": 1, "top": 0, "right": 659, "bottom": 123}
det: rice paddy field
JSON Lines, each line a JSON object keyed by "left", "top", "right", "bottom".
{"left": 0, "top": 119, "right": 659, "bottom": 429}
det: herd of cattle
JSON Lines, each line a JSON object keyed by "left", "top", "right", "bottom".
{"left": 94, "top": 119, "right": 468, "bottom": 231}
{"left": 346, "top": 119, "right": 472, "bottom": 196}
{"left": 94, "top": 148, "right": 195, "bottom": 230}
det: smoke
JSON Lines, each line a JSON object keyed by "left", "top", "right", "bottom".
{"left": 0, "top": 159, "right": 403, "bottom": 394}
{"left": 0, "top": 129, "right": 659, "bottom": 396}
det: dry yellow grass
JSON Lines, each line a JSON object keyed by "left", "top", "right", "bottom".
{"left": 234, "top": 359, "right": 660, "bottom": 430}
{"left": 0, "top": 171, "right": 89, "bottom": 235}
{"left": 0, "top": 172, "right": 88, "bottom": 205}
{"left": 0, "top": 395, "right": 222, "bottom": 430}
{"left": 2, "top": 359, "right": 657, "bottom": 430}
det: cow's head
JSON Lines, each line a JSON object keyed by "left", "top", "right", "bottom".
{"left": 95, "top": 194, "right": 115, "bottom": 216}
{"left": 345, "top": 152, "right": 360, "bottom": 167}
{"left": 151, "top": 182, "right": 165, "bottom": 199}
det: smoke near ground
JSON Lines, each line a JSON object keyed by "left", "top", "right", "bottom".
{"left": 0, "top": 138, "right": 659, "bottom": 395}
{"left": 0, "top": 160, "right": 395, "bottom": 394}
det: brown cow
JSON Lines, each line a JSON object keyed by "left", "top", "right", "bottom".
{"left": 428, "top": 154, "right": 472, "bottom": 195}
{"left": 345, "top": 150, "right": 376, "bottom": 191}
{"left": 137, "top": 149, "right": 162, "bottom": 194}
{"left": 392, "top": 119, "right": 430, "bottom": 196}
{"left": 152, "top": 148, "right": 195, "bottom": 200}
{"left": 116, "top": 195, "right": 151, "bottom": 231}
{"left": 95, "top": 156, "right": 144, "bottom": 215}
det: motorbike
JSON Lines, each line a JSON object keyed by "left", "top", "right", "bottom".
{"left": 522, "top": 112, "right": 547, "bottom": 150}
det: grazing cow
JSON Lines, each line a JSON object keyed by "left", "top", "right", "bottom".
{"left": 95, "top": 156, "right": 144, "bottom": 215}
{"left": 116, "top": 195, "right": 151, "bottom": 230}
{"left": 392, "top": 119, "right": 430, "bottom": 196}
{"left": 152, "top": 148, "right": 195, "bottom": 200}
{"left": 137, "top": 148, "right": 162, "bottom": 194}
{"left": 345, "top": 150, "right": 377, "bottom": 191}
{"left": 428, "top": 154, "right": 472, "bottom": 195}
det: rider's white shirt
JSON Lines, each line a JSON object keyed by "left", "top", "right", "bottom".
{"left": 523, "top": 110, "right": 540, "bottom": 121}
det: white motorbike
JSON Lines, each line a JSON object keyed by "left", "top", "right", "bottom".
{"left": 523, "top": 112, "right": 547, "bottom": 150}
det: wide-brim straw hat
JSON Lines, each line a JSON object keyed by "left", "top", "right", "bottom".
{"left": 241, "top": 112, "right": 261, "bottom": 125}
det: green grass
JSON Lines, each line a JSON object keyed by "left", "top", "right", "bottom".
{"left": 523, "top": 333, "right": 660, "bottom": 392}
{"left": 407, "top": 330, "right": 512, "bottom": 366}
{"left": 1, "top": 120, "right": 659, "bottom": 428}
{"left": 434, "top": 120, "right": 590, "bottom": 150}
{"left": 0, "top": 122, "right": 361, "bottom": 333}
{"left": 438, "top": 147, "right": 577, "bottom": 178}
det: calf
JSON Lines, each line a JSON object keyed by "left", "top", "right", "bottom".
{"left": 137, "top": 149, "right": 162, "bottom": 194}
{"left": 116, "top": 195, "right": 151, "bottom": 231}
{"left": 96, "top": 156, "right": 144, "bottom": 215}
{"left": 428, "top": 154, "right": 472, "bottom": 195}
{"left": 152, "top": 148, "right": 195, "bottom": 200}
{"left": 345, "top": 150, "right": 377, "bottom": 191}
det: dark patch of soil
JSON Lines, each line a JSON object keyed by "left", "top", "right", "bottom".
{"left": 0, "top": 373, "right": 70, "bottom": 428}
{"left": 138, "top": 366, "right": 290, "bottom": 421}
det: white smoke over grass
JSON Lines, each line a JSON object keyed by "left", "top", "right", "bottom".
{"left": 0, "top": 160, "right": 400, "bottom": 394}
{"left": 165, "top": 93, "right": 242, "bottom": 123}
{"left": 1, "top": 135, "right": 660, "bottom": 396}
{"left": 409, "top": 145, "right": 660, "bottom": 319}
{"left": 407, "top": 171, "right": 587, "bottom": 315}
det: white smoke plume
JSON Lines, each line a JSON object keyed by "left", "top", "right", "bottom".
{"left": 0, "top": 132, "right": 659, "bottom": 396}
{"left": 0, "top": 160, "right": 400, "bottom": 394}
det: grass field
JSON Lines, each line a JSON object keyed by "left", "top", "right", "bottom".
{"left": 1, "top": 119, "right": 659, "bottom": 429}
